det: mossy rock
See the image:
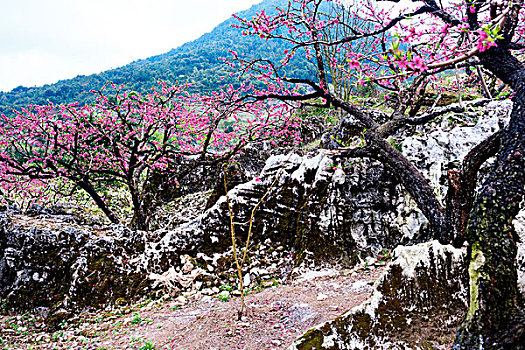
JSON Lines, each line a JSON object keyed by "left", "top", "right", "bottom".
{"left": 290, "top": 241, "right": 467, "bottom": 350}
{"left": 0, "top": 212, "right": 151, "bottom": 327}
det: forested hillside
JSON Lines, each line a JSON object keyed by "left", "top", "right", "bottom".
{"left": 0, "top": 0, "right": 313, "bottom": 115}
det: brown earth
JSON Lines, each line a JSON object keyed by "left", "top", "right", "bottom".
{"left": 0, "top": 264, "right": 387, "bottom": 350}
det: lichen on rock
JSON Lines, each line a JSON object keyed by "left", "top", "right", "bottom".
{"left": 0, "top": 207, "right": 149, "bottom": 327}
{"left": 289, "top": 241, "right": 467, "bottom": 350}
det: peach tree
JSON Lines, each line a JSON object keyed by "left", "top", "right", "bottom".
{"left": 0, "top": 82, "right": 300, "bottom": 230}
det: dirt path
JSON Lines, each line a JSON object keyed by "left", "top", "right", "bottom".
{"left": 1, "top": 264, "right": 386, "bottom": 350}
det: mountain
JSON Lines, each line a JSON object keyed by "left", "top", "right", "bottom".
{"left": 0, "top": 0, "right": 315, "bottom": 115}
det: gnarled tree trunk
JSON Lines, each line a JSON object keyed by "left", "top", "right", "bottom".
{"left": 454, "top": 85, "right": 525, "bottom": 348}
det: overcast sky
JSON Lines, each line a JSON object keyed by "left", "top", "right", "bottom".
{"left": 0, "top": 0, "right": 262, "bottom": 92}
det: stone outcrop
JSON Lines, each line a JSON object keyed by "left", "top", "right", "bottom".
{"left": 0, "top": 205, "right": 310, "bottom": 326}
{"left": 401, "top": 100, "right": 512, "bottom": 200}
{"left": 289, "top": 241, "right": 468, "bottom": 349}
{"left": 140, "top": 151, "right": 420, "bottom": 274}
{"left": 0, "top": 206, "right": 148, "bottom": 325}
{"left": 284, "top": 101, "right": 525, "bottom": 349}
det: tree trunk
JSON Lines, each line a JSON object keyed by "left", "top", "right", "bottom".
{"left": 76, "top": 179, "right": 120, "bottom": 225}
{"left": 130, "top": 171, "right": 167, "bottom": 231}
{"left": 454, "top": 94, "right": 525, "bottom": 349}
{"left": 444, "top": 131, "right": 503, "bottom": 247}
{"left": 131, "top": 206, "right": 152, "bottom": 232}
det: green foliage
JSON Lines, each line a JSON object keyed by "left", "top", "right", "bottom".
{"left": 138, "top": 341, "right": 157, "bottom": 350}
{"left": 378, "top": 250, "right": 392, "bottom": 262}
{"left": 51, "top": 330, "right": 65, "bottom": 342}
{"left": 131, "top": 312, "right": 144, "bottom": 325}
{"left": 388, "top": 138, "right": 403, "bottom": 152}
{"left": 0, "top": 0, "right": 313, "bottom": 116}
{"left": 58, "top": 319, "right": 69, "bottom": 329}
{"left": 220, "top": 283, "right": 233, "bottom": 292}
{"left": 217, "top": 293, "right": 230, "bottom": 302}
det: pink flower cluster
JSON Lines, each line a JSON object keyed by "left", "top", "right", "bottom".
{"left": 0, "top": 81, "right": 302, "bottom": 209}
{"left": 477, "top": 29, "right": 498, "bottom": 52}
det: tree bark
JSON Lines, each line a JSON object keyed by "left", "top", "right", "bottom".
{"left": 444, "top": 131, "right": 503, "bottom": 247}
{"left": 130, "top": 171, "right": 165, "bottom": 231}
{"left": 454, "top": 90, "right": 525, "bottom": 349}
{"left": 369, "top": 136, "right": 447, "bottom": 241}
{"left": 75, "top": 179, "right": 120, "bottom": 225}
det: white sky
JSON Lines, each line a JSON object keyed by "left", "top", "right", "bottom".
{"left": 0, "top": 0, "right": 262, "bottom": 92}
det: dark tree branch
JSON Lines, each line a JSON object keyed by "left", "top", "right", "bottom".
{"left": 444, "top": 130, "right": 503, "bottom": 247}
{"left": 407, "top": 99, "right": 490, "bottom": 125}
{"left": 291, "top": 3, "right": 460, "bottom": 49}
{"left": 369, "top": 135, "right": 446, "bottom": 240}
{"left": 508, "top": 42, "right": 525, "bottom": 50}
{"left": 74, "top": 179, "right": 120, "bottom": 224}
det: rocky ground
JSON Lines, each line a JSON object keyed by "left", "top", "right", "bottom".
{"left": 0, "top": 261, "right": 398, "bottom": 350}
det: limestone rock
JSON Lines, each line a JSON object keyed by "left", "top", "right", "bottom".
{"left": 143, "top": 101, "right": 518, "bottom": 276}
{"left": 289, "top": 241, "right": 467, "bottom": 350}
{"left": 402, "top": 100, "right": 512, "bottom": 201}
{"left": 0, "top": 209, "right": 148, "bottom": 325}
{"left": 141, "top": 151, "right": 416, "bottom": 273}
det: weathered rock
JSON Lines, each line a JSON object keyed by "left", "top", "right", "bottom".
{"left": 0, "top": 210, "right": 148, "bottom": 326}
{"left": 285, "top": 100, "right": 525, "bottom": 349}
{"left": 402, "top": 100, "right": 513, "bottom": 200}
{"left": 142, "top": 100, "right": 523, "bottom": 277}
{"left": 149, "top": 191, "right": 211, "bottom": 232}
{"left": 141, "top": 152, "right": 417, "bottom": 273}
{"left": 48, "top": 202, "right": 110, "bottom": 226}
{"left": 289, "top": 241, "right": 467, "bottom": 349}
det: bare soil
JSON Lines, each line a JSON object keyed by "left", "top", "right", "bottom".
{"left": 0, "top": 264, "right": 386, "bottom": 350}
